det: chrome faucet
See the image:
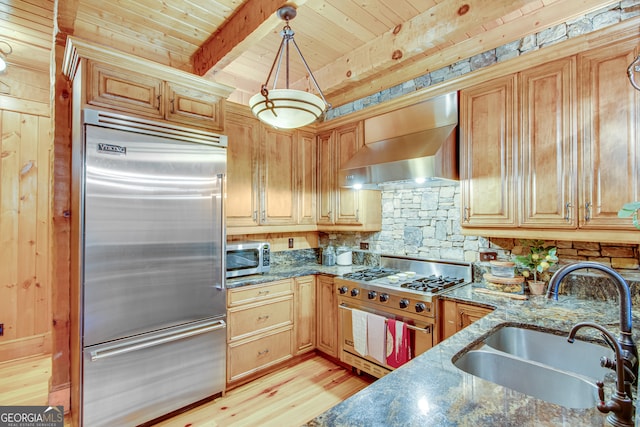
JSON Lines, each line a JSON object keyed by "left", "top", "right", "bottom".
{"left": 568, "top": 322, "right": 635, "bottom": 426}
{"left": 548, "top": 261, "right": 638, "bottom": 386}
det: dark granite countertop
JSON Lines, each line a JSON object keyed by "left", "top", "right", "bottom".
{"left": 308, "top": 285, "right": 640, "bottom": 427}
{"left": 226, "top": 259, "right": 640, "bottom": 426}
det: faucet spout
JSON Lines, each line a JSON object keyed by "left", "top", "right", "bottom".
{"left": 548, "top": 261, "right": 638, "bottom": 385}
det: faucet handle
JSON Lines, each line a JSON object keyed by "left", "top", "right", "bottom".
{"left": 596, "top": 381, "right": 606, "bottom": 405}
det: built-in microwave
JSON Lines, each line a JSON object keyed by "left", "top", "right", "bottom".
{"left": 226, "top": 241, "right": 271, "bottom": 278}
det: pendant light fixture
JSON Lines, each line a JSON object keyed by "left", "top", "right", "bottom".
{"left": 628, "top": 55, "right": 640, "bottom": 91}
{"left": 0, "top": 40, "right": 12, "bottom": 74}
{"left": 249, "top": 5, "right": 330, "bottom": 129}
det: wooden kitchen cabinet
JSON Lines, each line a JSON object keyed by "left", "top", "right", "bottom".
{"left": 227, "top": 279, "right": 294, "bottom": 385}
{"left": 84, "top": 58, "right": 226, "bottom": 131}
{"left": 460, "top": 74, "right": 518, "bottom": 228}
{"left": 577, "top": 39, "right": 640, "bottom": 230}
{"left": 317, "top": 121, "right": 382, "bottom": 231}
{"left": 461, "top": 39, "right": 640, "bottom": 240}
{"left": 225, "top": 103, "right": 317, "bottom": 232}
{"left": 440, "top": 300, "right": 493, "bottom": 342}
{"left": 519, "top": 56, "right": 577, "bottom": 228}
{"left": 225, "top": 105, "right": 260, "bottom": 227}
{"left": 294, "top": 276, "right": 316, "bottom": 355}
{"left": 315, "top": 275, "right": 338, "bottom": 357}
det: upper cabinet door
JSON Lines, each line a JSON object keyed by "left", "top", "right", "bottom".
{"left": 297, "top": 130, "right": 317, "bottom": 225}
{"left": 262, "top": 127, "right": 297, "bottom": 225}
{"left": 226, "top": 109, "right": 260, "bottom": 227}
{"left": 87, "top": 61, "right": 164, "bottom": 119}
{"left": 579, "top": 39, "right": 640, "bottom": 229}
{"left": 460, "top": 74, "right": 518, "bottom": 227}
{"left": 335, "top": 122, "right": 363, "bottom": 225}
{"left": 519, "top": 57, "right": 578, "bottom": 228}
{"left": 165, "top": 82, "right": 224, "bottom": 131}
{"left": 316, "top": 130, "right": 335, "bottom": 225}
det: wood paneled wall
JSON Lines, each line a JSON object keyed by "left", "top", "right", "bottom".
{"left": 0, "top": 0, "right": 54, "bottom": 362}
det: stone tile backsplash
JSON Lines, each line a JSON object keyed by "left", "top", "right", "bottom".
{"left": 319, "top": 183, "right": 640, "bottom": 279}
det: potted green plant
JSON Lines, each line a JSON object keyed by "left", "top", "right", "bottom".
{"left": 618, "top": 201, "right": 640, "bottom": 229}
{"left": 514, "top": 240, "right": 558, "bottom": 295}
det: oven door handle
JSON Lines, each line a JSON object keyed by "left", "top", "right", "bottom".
{"left": 338, "top": 304, "right": 432, "bottom": 334}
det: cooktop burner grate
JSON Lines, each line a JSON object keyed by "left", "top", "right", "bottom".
{"left": 342, "top": 267, "right": 400, "bottom": 281}
{"left": 400, "top": 275, "right": 465, "bottom": 293}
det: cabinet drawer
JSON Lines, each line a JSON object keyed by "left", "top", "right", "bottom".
{"left": 228, "top": 296, "right": 293, "bottom": 340}
{"left": 227, "top": 328, "right": 292, "bottom": 382}
{"left": 87, "top": 61, "right": 164, "bottom": 119}
{"left": 228, "top": 279, "right": 293, "bottom": 306}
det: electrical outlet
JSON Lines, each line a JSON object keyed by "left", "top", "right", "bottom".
{"left": 360, "top": 242, "right": 369, "bottom": 250}
{"left": 0, "top": 323, "right": 3, "bottom": 336}
{"left": 288, "top": 238, "right": 294, "bottom": 248}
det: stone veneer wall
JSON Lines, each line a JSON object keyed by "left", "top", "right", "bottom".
{"left": 319, "top": 183, "right": 640, "bottom": 274}
{"left": 325, "top": 1, "right": 640, "bottom": 120}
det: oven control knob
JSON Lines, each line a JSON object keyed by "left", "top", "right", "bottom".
{"left": 350, "top": 288, "right": 360, "bottom": 297}
{"left": 338, "top": 286, "right": 348, "bottom": 294}
{"left": 399, "top": 299, "right": 410, "bottom": 309}
{"left": 368, "top": 290, "right": 377, "bottom": 300}
{"left": 379, "top": 293, "right": 389, "bottom": 302}
{"left": 415, "top": 303, "right": 427, "bottom": 313}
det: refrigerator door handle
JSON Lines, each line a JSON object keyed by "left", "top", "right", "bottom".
{"left": 217, "top": 172, "right": 226, "bottom": 291}
{"left": 89, "top": 319, "right": 226, "bottom": 362}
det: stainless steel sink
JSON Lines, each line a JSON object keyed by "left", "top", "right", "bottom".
{"left": 454, "top": 349, "right": 599, "bottom": 409}
{"left": 482, "top": 326, "right": 613, "bottom": 379}
{"left": 452, "top": 325, "right": 613, "bottom": 409}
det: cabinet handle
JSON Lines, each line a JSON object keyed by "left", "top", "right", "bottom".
{"left": 355, "top": 209, "right": 359, "bottom": 222}
{"left": 170, "top": 98, "right": 175, "bottom": 113}
{"left": 257, "top": 349, "right": 270, "bottom": 356}
{"left": 257, "top": 290, "right": 270, "bottom": 296}
{"left": 257, "top": 315, "right": 270, "bottom": 321}
{"left": 155, "top": 94, "right": 161, "bottom": 110}
{"left": 252, "top": 210, "right": 258, "bottom": 222}
{"left": 584, "top": 202, "right": 592, "bottom": 222}
{"left": 564, "top": 202, "right": 572, "bottom": 222}
{"left": 463, "top": 206, "right": 470, "bottom": 222}
{"left": 261, "top": 210, "right": 266, "bottom": 222}
{"left": 327, "top": 210, "right": 332, "bottom": 222}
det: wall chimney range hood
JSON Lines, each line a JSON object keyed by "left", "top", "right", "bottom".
{"left": 340, "top": 92, "right": 459, "bottom": 189}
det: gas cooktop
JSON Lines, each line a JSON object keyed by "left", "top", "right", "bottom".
{"left": 340, "top": 255, "right": 472, "bottom": 297}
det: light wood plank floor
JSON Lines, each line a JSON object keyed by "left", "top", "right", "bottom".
{"left": 0, "top": 352, "right": 373, "bottom": 427}
{"left": 154, "top": 353, "right": 374, "bottom": 427}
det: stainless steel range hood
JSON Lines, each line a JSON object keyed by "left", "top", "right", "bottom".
{"left": 340, "top": 92, "right": 458, "bottom": 189}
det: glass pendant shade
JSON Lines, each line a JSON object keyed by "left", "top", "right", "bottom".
{"left": 250, "top": 5, "right": 329, "bottom": 129}
{"left": 249, "top": 89, "right": 325, "bottom": 129}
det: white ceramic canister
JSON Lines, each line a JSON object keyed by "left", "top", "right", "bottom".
{"left": 336, "top": 246, "right": 352, "bottom": 266}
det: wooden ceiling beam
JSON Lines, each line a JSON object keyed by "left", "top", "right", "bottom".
{"left": 192, "top": 0, "right": 308, "bottom": 77}
{"left": 54, "top": 0, "right": 79, "bottom": 43}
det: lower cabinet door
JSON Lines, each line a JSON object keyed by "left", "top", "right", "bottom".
{"left": 227, "top": 327, "right": 293, "bottom": 383}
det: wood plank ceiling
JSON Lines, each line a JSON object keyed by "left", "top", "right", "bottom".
{"left": 55, "top": 0, "right": 619, "bottom": 109}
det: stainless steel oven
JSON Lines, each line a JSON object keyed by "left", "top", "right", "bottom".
{"left": 336, "top": 255, "right": 472, "bottom": 378}
{"left": 337, "top": 295, "right": 435, "bottom": 377}
{"left": 226, "top": 241, "right": 270, "bottom": 278}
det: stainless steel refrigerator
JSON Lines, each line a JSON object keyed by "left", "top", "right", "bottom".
{"left": 77, "top": 109, "right": 227, "bottom": 426}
